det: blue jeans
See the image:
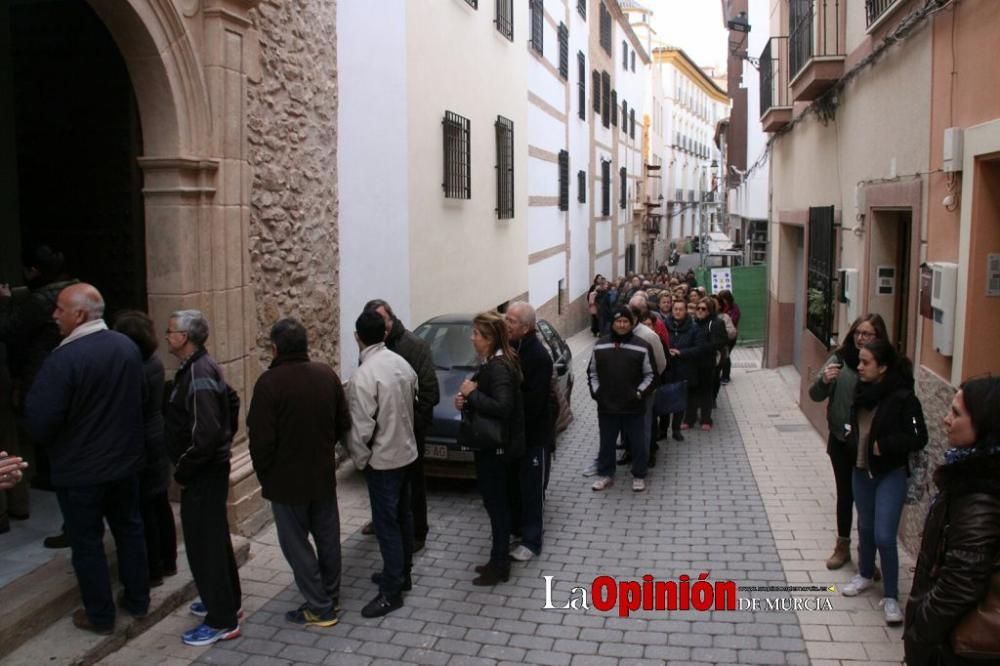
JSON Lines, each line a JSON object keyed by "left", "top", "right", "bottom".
{"left": 364, "top": 466, "right": 413, "bottom": 598}
{"left": 852, "top": 466, "right": 907, "bottom": 599}
{"left": 598, "top": 413, "right": 647, "bottom": 478}
{"left": 57, "top": 475, "right": 149, "bottom": 627}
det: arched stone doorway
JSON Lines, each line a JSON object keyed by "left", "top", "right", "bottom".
{"left": 2, "top": 0, "right": 264, "bottom": 533}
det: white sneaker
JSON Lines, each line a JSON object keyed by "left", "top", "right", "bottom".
{"left": 880, "top": 598, "right": 903, "bottom": 625}
{"left": 632, "top": 478, "right": 646, "bottom": 492}
{"left": 509, "top": 544, "right": 535, "bottom": 562}
{"left": 841, "top": 574, "right": 875, "bottom": 596}
{"left": 591, "top": 476, "right": 613, "bottom": 491}
{"left": 582, "top": 461, "right": 599, "bottom": 477}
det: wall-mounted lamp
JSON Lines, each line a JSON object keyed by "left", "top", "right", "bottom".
{"left": 727, "top": 11, "right": 750, "bottom": 33}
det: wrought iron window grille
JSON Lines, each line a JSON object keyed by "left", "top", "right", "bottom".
{"left": 558, "top": 150, "right": 569, "bottom": 211}
{"left": 443, "top": 111, "right": 471, "bottom": 199}
{"left": 577, "top": 169, "right": 586, "bottom": 203}
{"left": 495, "top": 0, "right": 514, "bottom": 40}
{"left": 530, "top": 0, "right": 544, "bottom": 54}
{"left": 558, "top": 23, "right": 569, "bottom": 79}
{"left": 495, "top": 116, "right": 514, "bottom": 218}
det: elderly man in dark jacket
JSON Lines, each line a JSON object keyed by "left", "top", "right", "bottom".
{"left": 25, "top": 283, "right": 148, "bottom": 635}
{"left": 248, "top": 318, "right": 350, "bottom": 628}
{"left": 365, "top": 299, "right": 439, "bottom": 550}
{"left": 503, "top": 302, "right": 554, "bottom": 562}
{"left": 164, "top": 309, "right": 242, "bottom": 647}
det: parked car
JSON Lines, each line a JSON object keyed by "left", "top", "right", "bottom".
{"left": 412, "top": 313, "right": 574, "bottom": 479}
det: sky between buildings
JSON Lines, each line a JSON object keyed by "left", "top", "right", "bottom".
{"left": 648, "top": 0, "right": 728, "bottom": 74}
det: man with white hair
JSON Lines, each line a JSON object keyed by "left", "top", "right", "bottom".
{"left": 164, "top": 309, "right": 243, "bottom": 646}
{"left": 25, "top": 283, "right": 149, "bottom": 635}
{"left": 503, "top": 301, "right": 554, "bottom": 562}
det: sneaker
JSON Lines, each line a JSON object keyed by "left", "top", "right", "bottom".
{"left": 361, "top": 593, "right": 403, "bottom": 618}
{"left": 700, "top": 424, "right": 712, "bottom": 432}
{"left": 632, "top": 478, "right": 646, "bottom": 493}
{"left": 509, "top": 544, "right": 536, "bottom": 562}
{"left": 581, "top": 461, "right": 599, "bottom": 477}
{"left": 189, "top": 601, "right": 244, "bottom": 619}
{"left": 285, "top": 605, "right": 339, "bottom": 628}
{"left": 181, "top": 623, "right": 241, "bottom": 646}
{"left": 591, "top": 476, "right": 613, "bottom": 491}
{"left": 880, "top": 598, "right": 903, "bottom": 625}
{"left": 841, "top": 574, "right": 875, "bottom": 597}
{"left": 680, "top": 423, "right": 690, "bottom": 431}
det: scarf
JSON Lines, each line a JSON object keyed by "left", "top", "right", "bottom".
{"left": 943, "top": 442, "right": 1000, "bottom": 466}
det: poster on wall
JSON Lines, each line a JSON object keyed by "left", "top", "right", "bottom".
{"left": 710, "top": 268, "right": 733, "bottom": 294}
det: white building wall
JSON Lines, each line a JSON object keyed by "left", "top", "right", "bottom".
{"left": 568, "top": 8, "right": 591, "bottom": 303}
{"left": 337, "top": 0, "right": 410, "bottom": 377}
{"left": 407, "top": 1, "right": 529, "bottom": 322}
{"left": 731, "top": 0, "right": 770, "bottom": 223}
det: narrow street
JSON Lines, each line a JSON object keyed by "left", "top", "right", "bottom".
{"left": 89, "top": 331, "right": 910, "bottom": 666}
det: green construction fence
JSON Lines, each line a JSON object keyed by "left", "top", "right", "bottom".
{"left": 694, "top": 264, "right": 767, "bottom": 346}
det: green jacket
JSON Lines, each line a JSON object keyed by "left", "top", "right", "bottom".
{"left": 808, "top": 352, "right": 857, "bottom": 443}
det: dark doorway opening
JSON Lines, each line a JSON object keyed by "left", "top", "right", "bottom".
{"left": 1, "top": 0, "right": 146, "bottom": 316}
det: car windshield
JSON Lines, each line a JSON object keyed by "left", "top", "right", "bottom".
{"left": 413, "top": 322, "right": 479, "bottom": 370}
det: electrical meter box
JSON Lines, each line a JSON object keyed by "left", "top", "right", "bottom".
{"left": 930, "top": 262, "right": 958, "bottom": 356}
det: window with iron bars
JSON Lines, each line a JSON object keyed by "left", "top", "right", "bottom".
{"left": 611, "top": 90, "right": 618, "bottom": 127}
{"left": 592, "top": 69, "right": 601, "bottom": 113}
{"left": 558, "top": 23, "right": 569, "bottom": 79}
{"left": 619, "top": 166, "right": 627, "bottom": 209}
{"left": 599, "top": 3, "right": 611, "bottom": 55}
{"left": 630, "top": 49, "right": 635, "bottom": 72}
{"left": 464, "top": 0, "right": 478, "bottom": 8}
{"left": 866, "top": 0, "right": 898, "bottom": 27}
{"left": 495, "top": 116, "right": 514, "bottom": 218}
{"left": 443, "top": 112, "right": 471, "bottom": 199}
{"left": 622, "top": 40, "right": 628, "bottom": 70}
{"left": 530, "top": 0, "right": 543, "bottom": 54}
{"left": 601, "top": 71, "right": 610, "bottom": 127}
{"left": 577, "top": 52, "right": 586, "bottom": 120}
{"left": 577, "top": 0, "right": 586, "bottom": 20}
{"left": 558, "top": 150, "right": 569, "bottom": 211}
{"left": 621, "top": 99, "right": 628, "bottom": 135}
{"left": 495, "top": 0, "right": 513, "bottom": 40}
{"left": 601, "top": 159, "right": 611, "bottom": 216}
{"left": 807, "top": 205, "right": 836, "bottom": 347}
{"left": 629, "top": 108, "right": 635, "bottom": 139}
{"left": 577, "top": 170, "right": 586, "bottom": 203}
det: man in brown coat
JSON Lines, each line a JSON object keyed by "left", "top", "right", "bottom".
{"left": 247, "top": 318, "right": 351, "bottom": 628}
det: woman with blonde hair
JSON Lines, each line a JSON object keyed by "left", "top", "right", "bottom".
{"left": 455, "top": 311, "right": 525, "bottom": 585}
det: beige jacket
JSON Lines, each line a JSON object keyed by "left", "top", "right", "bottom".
{"left": 346, "top": 343, "right": 418, "bottom": 471}
{"left": 633, "top": 323, "right": 667, "bottom": 375}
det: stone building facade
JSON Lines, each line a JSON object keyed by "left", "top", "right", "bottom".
{"left": 0, "top": 0, "right": 340, "bottom": 536}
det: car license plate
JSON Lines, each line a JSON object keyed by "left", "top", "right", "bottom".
{"left": 449, "top": 450, "right": 474, "bottom": 462}
{"left": 425, "top": 444, "right": 448, "bottom": 459}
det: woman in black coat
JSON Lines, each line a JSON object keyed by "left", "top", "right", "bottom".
{"left": 455, "top": 311, "right": 524, "bottom": 586}
{"left": 842, "top": 339, "right": 927, "bottom": 626}
{"left": 663, "top": 300, "right": 699, "bottom": 441}
{"left": 905, "top": 376, "right": 1000, "bottom": 665}
{"left": 114, "top": 310, "right": 177, "bottom": 585}
{"left": 686, "top": 297, "right": 728, "bottom": 430}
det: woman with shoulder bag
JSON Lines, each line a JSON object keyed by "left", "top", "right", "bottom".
{"left": 455, "top": 311, "right": 525, "bottom": 586}
{"left": 904, "top": 376, "right": 1000, "bottom": 666}
{"left": 842, "top": 339, "right": 928, "bottom": 627}
{"left": 809, "top": 314, "right": 889, "bottom": 571}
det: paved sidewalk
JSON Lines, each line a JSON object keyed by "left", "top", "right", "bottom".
{"left": 91, "top": 330, "right": 910, "bottom": 666}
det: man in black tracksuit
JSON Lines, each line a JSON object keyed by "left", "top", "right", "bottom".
{"left": 365, "top": 299, "right": 440, "bottom": 550}
{"left": 503, "top": 302, "right": 554, "bottom": 562}
{"left": 164, "top": 310, "right": 242, "bottom": 646}
{"left": 587, "top": 306, "right": 656, "bottom": 493}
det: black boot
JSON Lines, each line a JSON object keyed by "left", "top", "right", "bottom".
{"left": 472, "top": 562, "right": 510, "bottom": 586}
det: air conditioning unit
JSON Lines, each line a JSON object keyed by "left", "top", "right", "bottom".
{"left": 930, "top": 262, "right": 958, "bottom": 356}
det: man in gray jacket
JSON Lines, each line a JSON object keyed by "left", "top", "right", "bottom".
{"left": 346, "top": 311, "right": 418, "bottom": 618}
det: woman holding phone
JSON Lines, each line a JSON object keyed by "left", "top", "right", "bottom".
{"left": 809, "top": 314, "right": 888, "bottom": 570}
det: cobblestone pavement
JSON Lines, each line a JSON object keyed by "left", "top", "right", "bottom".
{"left": 98, "top": 331, "right": 910, "bottom": 665}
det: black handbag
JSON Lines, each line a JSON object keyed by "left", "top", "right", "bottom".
{"left": 459, "top": 408, "right": 508, "bottom": 452}
{"left": 654, "top": 380, "right": 688, "bottom": 416}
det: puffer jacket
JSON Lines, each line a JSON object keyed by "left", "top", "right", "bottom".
{"left": 904, "top": 450, "right": 1000, "bottom": 666}
{"left": 587, "top": 331, "right": 655, "bottom": 415}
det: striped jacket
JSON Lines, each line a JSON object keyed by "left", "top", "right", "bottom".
{"left": 586, "top": 332, "right": 655, "bottom": 415}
